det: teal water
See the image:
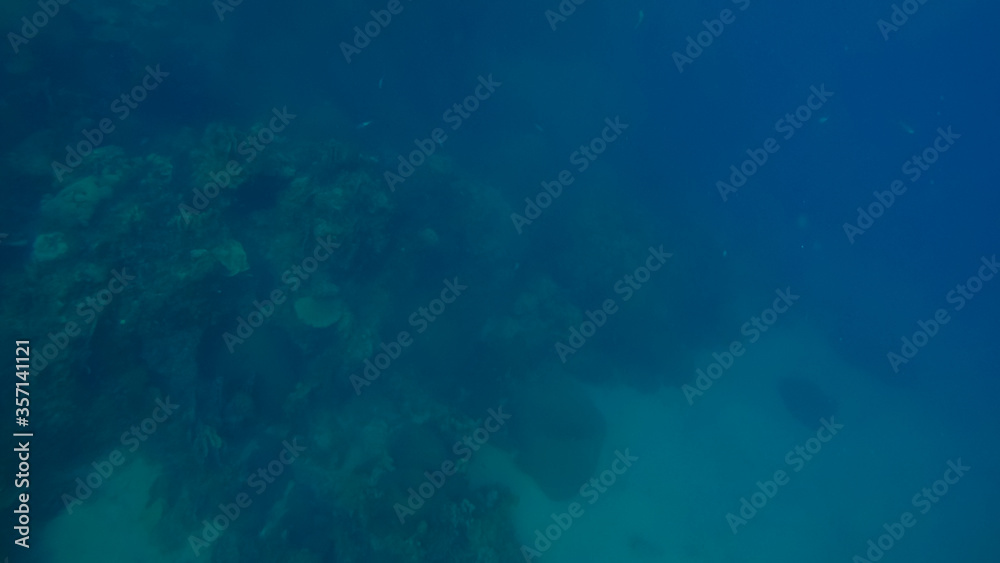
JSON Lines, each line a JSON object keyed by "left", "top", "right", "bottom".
{"left": 1, "top": 1, "right": 997, "bottom": 562}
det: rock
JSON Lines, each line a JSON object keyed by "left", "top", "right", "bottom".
{"left": 40, "top": 176, "right": 113, "bottom": 226}
{"left": 294, "top": 296, "right": 347, "bottom": 329}
{"left": 508, "top": 372, "right": 606, "bottom": 500}
{"left": 211, "top": 239, "right": 249, "bottom": 276}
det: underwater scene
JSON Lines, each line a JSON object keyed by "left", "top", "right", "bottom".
{"left": 1, "top": 0, "right": 998, "bottom": 562}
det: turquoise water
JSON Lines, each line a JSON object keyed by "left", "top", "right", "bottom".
{"left": 2, "top": 1, "right": 998, "bottom": 561}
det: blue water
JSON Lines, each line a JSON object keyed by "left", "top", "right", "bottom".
{"left": 2, "top": 0, "right": 998, "bottom": 562}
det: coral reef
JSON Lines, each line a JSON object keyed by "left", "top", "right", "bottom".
{"left": 31, "top": 232, "right": 69, "bottom": 262}
{"left": 1, "top": 45, "right": 678, "bottom": 560}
